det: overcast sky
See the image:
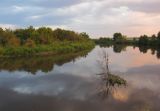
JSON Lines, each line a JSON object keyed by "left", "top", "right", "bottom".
{"left": 0, "top": 0, "right": 160, "bottom": 38}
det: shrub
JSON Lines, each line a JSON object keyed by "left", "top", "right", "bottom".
{"left": 24, "top": 38, "right": 35, "bottom": 47}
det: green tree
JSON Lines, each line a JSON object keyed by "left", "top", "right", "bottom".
{"left": 113, "top": 33, "right": 123, "bottom": 41}
{"left": 53, "top": 28, "right": 80, "bottom": 41}
{"left": 0, "top": 26, "right": 92, "bottom": 47}
{"left": 79, "top": 32, "right": 89, "bottom": 39}
{"left": 0, "top": 28, "right": 5, "bottom": 46}
{"left": 157, "top": 32, "right": 160, "bottom": 45}
{"left": 139, "top": 35, "right": 149, "bottom": 45}
{"left": 157, "top": 31, "right": 160, "bottom": 40}
{"left": 37, "top": 27, "right": 53, "bottom": 44}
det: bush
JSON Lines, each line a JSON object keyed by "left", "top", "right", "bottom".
{"left": 24, "top": 38, "right": 35, "bottom": 47}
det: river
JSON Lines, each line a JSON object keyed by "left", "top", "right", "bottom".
{"left": 0, "top": 45, "right": 160, "bottom": 111}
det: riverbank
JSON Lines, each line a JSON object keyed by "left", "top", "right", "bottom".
{"left": 0, "top": 26, "right": 95, "bottom": 57}
{"left": 0, "top": 41, "right": 95, "bottom": 57}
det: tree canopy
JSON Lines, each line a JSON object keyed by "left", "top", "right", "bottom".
{"left": 0, "top": 26, "right": 90, "bottom": 47}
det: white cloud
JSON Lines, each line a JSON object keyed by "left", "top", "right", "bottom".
{"left": 28, "top": 15, "right": 42, "bottom": 20}
{"left": 0, "top": 0, "right": 160, "bottom": 38}
{"left": 12, "top": 5, "right": 25, "bottom": 13}
{"left": 0, "top": 24, "right": 18, "bottom": 29}
{"left": 51, "top": 0, "right": 160, "bottom": 37}
{"left": 35, "top": 25, "right": 68, "bottom": 30}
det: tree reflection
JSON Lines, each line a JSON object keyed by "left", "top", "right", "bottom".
{"left": 137, "top": 45, "right": 160, "bottom": 59}
{"left": 99, "top": 44, "right": 160, "bottom": 59}
{"left": 113, "top": 44, "right": 127, "bottom": 53}
{"left": 138, "top": 46, "right": 148, "bottom": 53}
{"left": 0, "top": 50, "right": 90, "bottom": 74}
{"left": 97, "top": 50, "right": 127, "bottom": 100}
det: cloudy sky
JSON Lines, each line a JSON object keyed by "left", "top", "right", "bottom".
{"left": 0, "top": 0, "right": 160, "bottom": 38}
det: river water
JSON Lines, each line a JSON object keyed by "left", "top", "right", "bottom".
{"left": 0, "top": 46, "right": 160, "bottom": 111}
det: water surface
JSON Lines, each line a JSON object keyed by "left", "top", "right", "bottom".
{"left": 0, "top": 46, "right": 160, "bottom": 111}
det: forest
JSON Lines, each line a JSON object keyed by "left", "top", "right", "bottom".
{"left": 0, "top": 26, "right": 94, "bottom": 57}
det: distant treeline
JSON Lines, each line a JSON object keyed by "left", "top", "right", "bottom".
{"left": 0, "top": 26, "right": 95, "bottom": 57}
{"left": 94, "top": 31, "right": 160, "bottom": 46}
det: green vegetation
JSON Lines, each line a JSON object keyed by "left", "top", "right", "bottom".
{"left": 94, "top": 31, "right": 160, "bottom": 46}
{"left": 108, "top": 74, "right": 127, "bottom": 87}
{"left": 94, "top": 37, "right": 113, "bottom": 45}
{"left": 95, "top": 31, "right": 160, "bottom": 59}
{"left": 0, "top": 26, "right": 95, "bottom": 57}
{"left": 113, "top": 33, "right": 127, "bottom": 43}
{"left": 0, "top": 41, "right": 94, "bottom": 57}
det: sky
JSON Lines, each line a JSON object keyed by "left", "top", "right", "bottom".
{"left": 0, "top": 0, "right": 160, "bottom": 38}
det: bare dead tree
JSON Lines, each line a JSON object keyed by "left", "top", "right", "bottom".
{"left": 97, "top": 49, "right": 127, "bottom": 100}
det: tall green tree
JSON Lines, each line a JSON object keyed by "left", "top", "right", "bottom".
{"left": 113, "top": 33, "right": 123, "bottom": 41}
{"left": 139, "top": 35, "right": 149, "bottom": 45}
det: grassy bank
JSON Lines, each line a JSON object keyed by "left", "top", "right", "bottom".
{"left": 0, "top": 41, "right": 95, "bottom": 57}
{"left": 0, "top": 26, "right": 95, "bottom": 57}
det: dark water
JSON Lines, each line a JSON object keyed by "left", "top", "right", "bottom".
{"left": 0, "top": 46, "right": 160, "bottom": 111}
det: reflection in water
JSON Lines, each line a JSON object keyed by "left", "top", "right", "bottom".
{"left": 0, "top": 46, "right": 160, "bottom": 111}
{"left": 113, "top": 44, "right": 127, "bottom": 53}
{"left": 100, "top": 44, "right": 160, "bottom": 59}
{"left": 97, "top": 50, "right": 126, "bottom": 100}
{"left": 0, "top": 50, "right": 90, "bottom": 74}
